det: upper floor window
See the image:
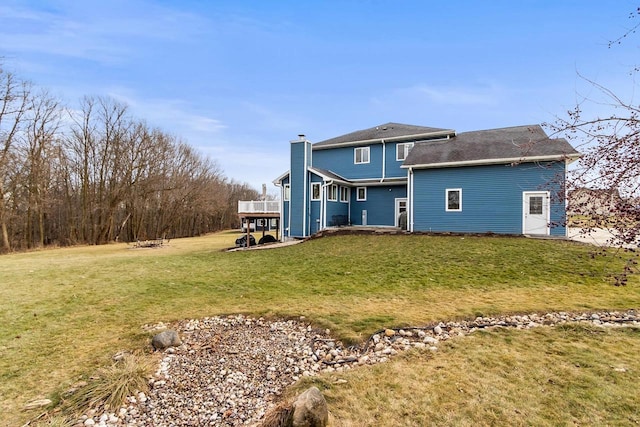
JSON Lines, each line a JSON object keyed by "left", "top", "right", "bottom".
{"left": 284, "top": 184, "right": 290, "bottom": 201}
{"left": 446, "top": 188, "right": 462, "bottom": 212}
{"left": 356, "top": 187, "right": 367, "bottom": 201}
{"left": 396, "top": 142, "right": 414, "bottom": 161}
{"left": 354, "top": 146, "right": 370, "bottom": 164}
{"left": 340, "top": 186, "right": 349, "bottom": 203}
{"left": 311, "top": 183, "right": 321, "bottom": 201}
{"left": 328, "top": 184, "right": 338, "bottom": 201}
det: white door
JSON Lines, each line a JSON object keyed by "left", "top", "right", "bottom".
{"left": 523, "top": 192, "right": 550, "bottom": 235}
{"left": 395, "top": 198, "right": 407, "bottom": 228}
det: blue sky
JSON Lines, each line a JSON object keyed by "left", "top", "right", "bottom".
{"left": 2, "top": 0, "right": 638, "bottom": 192}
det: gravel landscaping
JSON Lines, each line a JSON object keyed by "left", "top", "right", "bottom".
{"left": 73, "top": 310, "right": 639, "bottom": 427}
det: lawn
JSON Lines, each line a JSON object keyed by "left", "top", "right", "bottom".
{"left": 1, "top": 231, "right": 639, "bottom": 426}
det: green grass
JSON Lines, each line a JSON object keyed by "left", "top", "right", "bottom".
{"left": 1, "top": 231, "right": 639, "bottom": 425}
{"left": 298, "top": 324, "right": 640, "bottom": 426}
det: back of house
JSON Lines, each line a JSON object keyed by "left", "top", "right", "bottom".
{"left": 274, "top": 123, "right": 580, "bottom": 239}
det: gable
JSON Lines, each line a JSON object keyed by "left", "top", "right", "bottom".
{"left": 313, "top": 122, "right": 455, "bottom": 149}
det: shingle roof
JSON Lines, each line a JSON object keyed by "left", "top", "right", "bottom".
{"left": 313, "top": 122, "right": 455, "bottom": 148}
{"left": 402, "top": 125, "right": 580, "bottom": 168}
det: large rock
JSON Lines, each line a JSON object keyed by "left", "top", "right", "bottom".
{"left": 152, "top": 330, "right": 181, "bottom": 350}
{"left": 258, "top": 387, "right": 328, "bottom": 427}
{"left": 291, "top": 387, "right": 328, "bottom": 427}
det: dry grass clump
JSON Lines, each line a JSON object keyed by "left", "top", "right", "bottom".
{"left": 30, "top": 415, "right": 73, "bottom": 427}
{"left": 258, "top": 400, "right": 295, "bottom": 427}
{"left": 63, "top": 353, "right": 154, "bottom": 414}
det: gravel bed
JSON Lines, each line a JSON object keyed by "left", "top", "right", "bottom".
{"left": 74, "top": 310, "right": 639, "bottom": 427}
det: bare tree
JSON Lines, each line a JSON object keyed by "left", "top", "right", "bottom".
{"left": 0, "top": 65, "right": 31, "bottom": 252}
{"left": 547, "top": 8, "right": 640, "bottom": 283}
{"left": 21, "top": 90, "right": 62, "bottom": 248}
{"left": 548, "top": 10, "right": 640, "bottom": 249}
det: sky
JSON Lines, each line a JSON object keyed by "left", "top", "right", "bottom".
{"left": 1, "top": 0, "right": 639, "bottom": 193}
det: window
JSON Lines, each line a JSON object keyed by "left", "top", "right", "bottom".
{"left": 446, "top": 188, "right": 462, "bottom": 212}
{"left": 529, "top": 196, "right": 543, "bottom": 215}
{"left": 328, "top": 184, "right": 338, "bottom": 201}
{"left": 340, "top": 186, "right": 349, "bottom": 203}
{"left": 284, "top": 184, "right": 290, "bottom": 201}
{"left": 354, "top": 146, "right": 370, "bottom": 164}
{"left": 356, "top": 187, "right": 367, "bottom": 201}
{"left": 396, "top": 142, "right": 414, "bottom": 161}
{"left": 311, "top": 183, "right": 321, "bottom": 201}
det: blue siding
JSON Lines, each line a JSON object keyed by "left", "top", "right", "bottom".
{"left": 384, "top": 142, "right": 408, "bottom": 178}
{"left": 411, "top": 162, "right": 567, "bottom": 235}
{"left": 289, "top": 141, "right": 310, "bottom": 237}
{"left": 313, "top": 144, "right": 383, "bottom": 180}
{"left": 350, "top": 185, "right": 406, "bottom": 226}
{"left": 326, "top": 198, "right": 349, "bottom": 226}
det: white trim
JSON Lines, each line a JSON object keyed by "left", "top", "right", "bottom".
{"left": 395, "top": 198, "right": 408, "bottom": 228}
{"left": 401, "top": 154, "right": 581, "bottom": 169}
{"left": 311, "top": 182, "right": 321, "bottom": 201}
{"left": 340, "top": 186, "right": 349, "bottom": 203}
{"left": 308, "top": 167, "right": 351, "bottom": 185}
{"left": 446, "top": 188, "right": 462, "bottom": 212}
{"left": 396, "top": 142, "right": 414, "bottom": 161}
{"left": 303, "top": 141, "right": 308, "bottom": 237}
{"left": 381, "top": 139, "right": 386, "bottom": 181}
{"left": 356, "top": 187, "right": 367, "bottom": 201}
{"left": 408, "top": 168, "right": 414, "bottom": 232}
{"left": 328, "top": 184, "right": 338, "bottom": 201}
{"left": 354, "top": 146, "right": 370, "bottom": 164}
{"left": 522, "top": 191, "right": 551, "bottom": 235}
{"left": 313, "top": 129, "right": 456, "bottom": 150}
{"left": 283, "top": 184, "right": 290, "bottom": 201}
{"left": 273, "top": 170, "right": 290, "bottom": 185}
{"left": 347, "top": 177, "right": 407, "bottom": 185}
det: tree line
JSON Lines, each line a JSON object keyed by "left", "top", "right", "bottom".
{"left": 0, "top": 64, "right": 258, "bottom": 252}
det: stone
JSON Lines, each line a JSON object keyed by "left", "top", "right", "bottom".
{"left": 152, "top": 330, "right": 182, "bottom": 350}
{"left": 433, "top": 325, "right": 443, "bottom": 335}
{"left": 384, "top": 329, "right": 395, "bottom": 337}
{"left": 292, "top": 387, "right": 329, "bottom": 427}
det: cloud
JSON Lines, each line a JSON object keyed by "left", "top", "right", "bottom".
{"left": 0, "top": 1, "right": 209, "bottom": 64}
{"left": 105, "top": 88, "right": 226, "bottom": 136}
{"left": 390, "top": 82, "right": 507, "bottom": 107}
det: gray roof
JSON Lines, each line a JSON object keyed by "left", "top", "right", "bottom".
{"left": 402, "top": 125, "right": 580, "bottom": 168}
{"left": 308, "top": 167, "right": 350, "bottom": 183}
{"left": 313, "top": 122, "right": 455, "bottom": 149}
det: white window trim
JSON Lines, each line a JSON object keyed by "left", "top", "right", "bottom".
{"left": 284, "top": 184, "right": 290, "bottom": 201}
{"left": 354, "top": 146, "right": 370, "bottom": 164}
{"left": 340, "top": 186, "right": 349, "bottom": 203}
{"left": 446, "top": 188, "right": 462, "bottom": 212}
{"left": 356, "top": 187, "right": 367, "bottom": 201}
{"left": 328, "top": 184, "right": 338, "bottom": 201}
{"left": 396, "top": 142, "right": 414, "bottom": 161}
{"left": 311, "top": 182, "right": 321, "bottom": 201}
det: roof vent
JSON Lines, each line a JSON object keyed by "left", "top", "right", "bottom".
{"left": 298, "top": 134, "right": 306, "bottom": 140}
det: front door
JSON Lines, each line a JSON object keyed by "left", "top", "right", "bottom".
{"left": 395, "top": 198, "right": 407, "bottom": 229}
{"left": 523, "top": 192, "right": 550, "bottom": 235}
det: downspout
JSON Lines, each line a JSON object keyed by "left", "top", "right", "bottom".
{"left": 274, "top": 181, "right": 284, "bottom": 242}
{"left": 380, "top": 139, "right": 386, "bottom": 183}
{"left": 321, "top": 180, "right": 333, "bottom": 229}
{"left": 408, "top": 167, "right": 414, "bottom": 232}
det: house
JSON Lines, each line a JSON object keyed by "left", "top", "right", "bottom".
{"left": 273, "top": 123, "right": 580, "bottom": 239}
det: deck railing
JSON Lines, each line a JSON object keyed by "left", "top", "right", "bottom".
{"left": 238, "top": 200, "right": 280, "bottom": 214}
